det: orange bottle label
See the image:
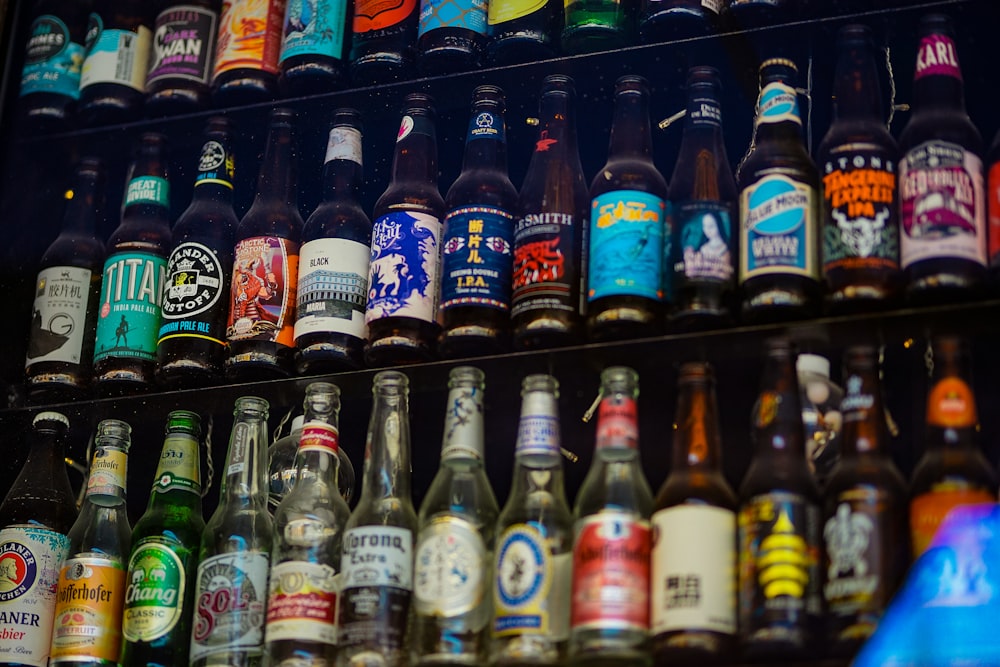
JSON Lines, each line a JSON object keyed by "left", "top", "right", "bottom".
{"left": 989, "top": 160, "right": 1000, "bottom": 265}
{"left": 910, "top": 488, "right": 996, "bottom": 557}
{"left": 353, "top": 0, "right": 417, "bottom": 34}
{"left": 228, "top": 236, "right": 299, "bottom": 348}
{"left": 214, "top": 0, "right": 286, "bottom": 76}
{"left": 927, "top": 378, "right": 977, "bottom": 428}
{"left": 50, "top": 557, "right": 126, "bottom": 663}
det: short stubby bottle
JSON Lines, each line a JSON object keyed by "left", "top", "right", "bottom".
{"left": 211, "top": 0, "right": 285, "bottom": 106}
{"left": 144, "top": 0, "right": 220, "bottom": 116}
{"left": 485, "top": 0, "right": 558, "bottom": 66}
{"left": 349, "top": 0, "right": 419, "bottom": 85}
{"left": 417, "top": 0, "right": 488, "bottom": 74}
{"left": 278, "top": 0, "right": 350, "bottom": 96}
{"left": 639, "top": 0, "right": 721, "bottom": 43}
{"left": 561, "top": 0, "right": 632, "bottom": 55}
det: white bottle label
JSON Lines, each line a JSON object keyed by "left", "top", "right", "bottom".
{"left": 25, "top": 266, "right": 92, "bottom": 367}
{"left": 265, "top": 561, "right": 338, "bottom": 644}
{"left": 341, "top": 526, "right": 413, "bottom": 589}
{"left": 295, "top": 238, "right": 370, "bottom": 342}
{"left": 81, "top": 24, "right": 151, "bottom": 91}
{"left": 325, "top": 127, "right": 363, "bottom": 166}
{"left": 365, "top": 211, "right": 442, "bottom": 325}
{"left": 189, "top": 552, "right": 270, "bottom": 661}
{"left": 493, "top": 523, "right": 570, "bottom": 640}
{"left": 414, "top": 516, "right": 487, "bottom": 617}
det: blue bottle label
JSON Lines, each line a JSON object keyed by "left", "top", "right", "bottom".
{"left": 739, "top": 174, "right": 818, "bottom": 281}
{"left": 466, "top": 110, "right": 504, "bottom": 143}
{"left": 280, "top": 0, "right": 348, "bottom": 62}
{"left": 441, "top": 206, "right": 514, "bottom": 312}
{"left": 94, "top": 251, "right": 167, "bottom": 363}
{"left": 419, "top": 0, "right": 488, "bottom": 37}
{"left": 20, "top": 15, "right": 84, "bottom": 99}
{"left": 587, "top": 189, "right": 665, "bottom": 302}
{"left": 756, "top": 82, "right": 802, "bottom": 126}
{"left": 671, "top": 200, "right": 735, "bottom": 287}
{"left": 366, "top": 211, "right": 442, "bottom": 324}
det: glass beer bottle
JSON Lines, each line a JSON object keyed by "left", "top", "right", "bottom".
{"left": 278, "top": 0, "right": 350, "bottom": 96}
{"left": 144, "top": 0, "right": 221, "bottom": 115}
{"left": 211, "top": 0, "right": 286, "bottom": 105}
{"left": 639, "top": 0, "right": 721, "bottom": 43}
{"left": 267, "top": 414, "right": 356, "bottom": 511}
{"left": 561, "top": 0, "right": 631, "bottom": 55}
{"left": 485, "top": 0, "right": 558, "bottom": 65}
{"left": 349, "top": 0, "right": 418, "bottom": 84}
{"left": 417, "top": 0, "right": 487, "bottom": 74}
{"left": 722, "top": 0, "right": 791, "bottom": 30}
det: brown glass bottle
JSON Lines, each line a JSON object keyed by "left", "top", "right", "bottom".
{"left": 144, "top": 0, "right": 221, "bottom": 116}
{"left": 822, "top": 345, "right": 909, "bottom": 657}
{"left": 651, "top": 362, "right": 737, "bottom": 665}
{"left": 278, "top": 0, "right": 350, "bottom": 96}
{"left": 417, "top": 0, "right": 487, "bottom": 74}
{"left": 989, "top": 127, "right": 1000, "bottom": 284}
{"left": 349, "top": 0, "right": 418, "bottom": 85}
{"left": 485, "top": 0, "right": 558, "bottom": 66}
{"left": 722, "top": 0, "right": 791, "bottom": 29}
{"left": 211, "top": 0, "right": 285, "bottom": 106}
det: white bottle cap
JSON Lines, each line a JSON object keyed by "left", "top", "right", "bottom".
{"left": 796, "top": 353, "right": 830, "bottom": 379}
{"left": 33, "top": 411, "right": 69, "bottom": 427}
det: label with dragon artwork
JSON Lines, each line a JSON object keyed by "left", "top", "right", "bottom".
{"left": 511, "top": 211, "right": 579, "bottom": 319}
{"left": 227, "top": 236, "right": 298, "bottom": 347}
{"left": 365, "top": 211, "right": 441, "bottom": 325}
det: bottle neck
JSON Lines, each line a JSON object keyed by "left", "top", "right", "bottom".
{"left": 122, "top": 172, "right": 170, "bottom": 220}
{"left": 839, "top": 367, "right": 889, "bottom": 458}
{"left": 147, "top": 430, "right": 202, "bottom": 508}
{"left": 85, "top": 443, "right": 128, "bottom": 506}
{"left": 322, "top": 125, "right": 364, "bottom": 201}
{"left": 391, "top": 113, "right": 438, "bottom": 186}
{"left": 293, "top": 420, "right": 342, "bottom": 485}
{"left": 220, "top": 412, "right": 268, "bottom": 502}
{"left": 833, "top": 43, "right": 883, "bottom": 121}
{"left": 672, "top": 380, "right": 724, "bottom": 470}
{"left": 360, "top": 390, "right": 412, "bottom": 500}
{"left": 256, "top": 125, "right": 298, "bottom": 206}
{"left": 535, "top": 93, "right": 578, "bottom": 156}
{"left": 594, "top": 392, "right": 638, "bottom": 452}
{"left": 607, "top": 89, "right": 653, "bottom": 159}
{"left": 753, "top": 352, "right": 808, "bottom": 458}
{"left": 461, "top": 104, "right": 509, "bottom": 174}
{"left": 440, "top": 383, "right": 485, "bottom": 462}
{"left": 754, "top": 80, "right": 805, "bottom": 144}
{"left": 64, "top": 171, "right": 102, "bottom": 235}
{"left": 925, "top": 357, "right": 978, "bottom": 449}
{"left": 191, "top": 141, "right": 236, "bottom": 205}
{"left": 912, "top": 32, "right": 966, "bottom": 112}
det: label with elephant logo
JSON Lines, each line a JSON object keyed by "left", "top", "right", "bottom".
{"left": 122, "top": 542, "right": 185, "bottom": 642}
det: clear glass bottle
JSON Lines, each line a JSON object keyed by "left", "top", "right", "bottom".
{"left": 268, "top": 415, "right": 356, "bottom": 512}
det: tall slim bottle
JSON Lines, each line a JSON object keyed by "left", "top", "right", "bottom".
{"left": 485, "top": 0, "right": 558, "bottom": 65}
{"left": 561, "top": 0, "right": 631, "bottom": 55}
{"left": 226, "top": 108, "right": 302, "bottom": 380}
{"left": 278, "top": 0, "right": 349, "bottom": 96}
{"left": 25, "top": 158, "right": 105, "bottom": 402}
{"left": 417, "top": 0, "right": 487, "bottom": 74}
{"left": 412, "top": 367, "right": 499, "bottom": 666}
{"left": 365, "top": 94, "right": 444, "bottom": 365}
{"left": 49, "top": 419, "right": 132, "bottom": 667}
{"left": 190, "top": 397, "right": 273, "bottom": 667}
{"left": 349, "top": 0, "right": 418, "bottom": 84}
{"left": 144, "top": 0, "right": 221, "bottom": 115}
{"left": 337, "top": 371, "right": 418, "bottom": 667}
{"left": 439, "top": 85, "right": 518, "bottom": 358}
{"left": 121, "top": 411, "right": 206, "bottom": 666}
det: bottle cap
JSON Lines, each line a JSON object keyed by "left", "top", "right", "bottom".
{"left": 797, "top": 353, "right": 831, "bottom": 378}
{"left": 33, "top": 411, "right": 69, "bottom": 428}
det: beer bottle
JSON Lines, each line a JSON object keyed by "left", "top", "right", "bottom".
{"left": 562, "top": 0, "right": 631, "bottom": 55}
{"left": 439, "top": 85, "right": 518, "bottom": 358}
{"left": 668, "top": 67, "right": 737, "bottom": 330}
{"left": 226, "top": 108, "right": 302, "bottom": 381}
{"left": 988, "top": 128, "right": 1000, "bottom": 283}
{"left": 820, "top": 25, "right": 901, "bottom": 313}
{"left": 121, "top": 411, "right": 206, "bottom": 667}
{"left": 821, "top": 345, "right": 909, "bottom": 656}
{"left": 266, "top": 382, "right": 348, "bottom": 665}
{"left": 49, "top": 419, "right": 132, "bottom": 666}
{"left": 639, "top": 0, "right": 720, "bottom": 43}
{"left": 491, "top": 374, "right": 573, "bottom": 666}
{"left": 267, "top": 414, "right": 356, "bottom": 511}
{"left": 211, "top": 0, "right": 285, "bottom": 106}
{"left": 25, "top": 158, "right": 106, "bottom": 403}
{"left": 279, "top": 0, "right": 349, "bottom": 96}
{"left": 899, "top": 14, "right": 987, "bottom": 303}
{"left": 485, "top": 0, "right": 558, "bottom": 66}
{"left": 190, "top": 396, "right": 273, "bottom": 667}
{"left": 93, "top": 133, "right": 171, "bottom": 396}
{"left": 738, "top": 59, "right": 821, "bottom": 322}
{"left": 587, "top": 75, "right": 667, "bottom": 341}
{"left": 144, "top": 0, "right": 221, "bottom": 116}
{"left": 157, "top": 116, "right": 238, "bottom": 388}
{"left": 349, "top": 0, "right": 418, "bottom": 85}
{"left": 0, "top": 412, "right": 78, "bottom": 667}
{"left": 365, "top": 94, "right": 444, "bottom": 365}
{"left": 909, "top": 336, "right": 997, "bottom": 558}
{"left": 738, "top": 338, "right": 822, "bottom": 659}
{"left": 569, "top": 367, "right": 654, "bottom": 664}
{"left": 513, "top": 75, "right": 588, "bottom": 350}
{"left": 722, "top": 0, "right": 791, "bottom": 29}
{"left": 295, "top": 109, "right": 371, "bottom": 374}
{"left": 412, "top": 367, "right": 499, "bottom": 665}
{"left": 338, "top": 371, "right": 418, "bottom": 667}
{"left": 77, "top": 0, "right": 153, "bottom": 125}
{"left": 651, "top": 362, "right": 737, "bottom": 664}
{"left": 417, "top": 0, "right": 487, "bottom": 74}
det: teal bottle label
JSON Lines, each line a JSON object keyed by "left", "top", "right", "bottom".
{"left": 739, "top": 174, "right": 818, "bottom": 281}
{"left": 280, "top": 0, "right": 348, "bottom": 62}
{"left": 419, "top": 0, "right": 488, "bottom": 36}
{"left": 440, "top": 206, "right": 514, "bottom": 312}
{"left": 94, "top": 251, "right": 167, "bottom": 363}
{"left": 124, "top": 176, "right": 170, "bottom": 208}
{"left": 122, "top": 541, "right": 186, "bottom": 642}
{"left": 20, "top": 15, "right": 84, "bottom": 99}
{"left": 587, "top": 189, "right": 665, "bottom": 301}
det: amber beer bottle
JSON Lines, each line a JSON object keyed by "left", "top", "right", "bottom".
{"left": 988, "top": 128, "right": 1000, "bottom": 284}
{"left": 899, "top": 14, "right": 987, "bottom": 303}
{"left": 819, "top": 25, "right": 901, "bottom": 313}
{"left": 212, "top": 0, "right": 286, "bottom": 105}
{"left": 722, "top": 0, "right": 791, "bottom": 29}
{"left": 417, "top": 0, "right": 487, "bottom": 73}
{"left": 364, "top": 94, "right": 445, "bottom": 365}
{"left": 349, "top": 0, "right": 418, "bottom": 84}
{"left": 278, "top": 0, "right": 349, "bottom": 96}
{"left": 909, "top": 336, "right": 998, "bottom": 558}
{"left": 144, "top": 0, "right": 221, "bottom": 115}
{"left": 485, "top": 0, "right": 558, "bottom": 65}
{"left": 226, "top": 108, "right": 302, "bottom": 380}
{"left": 651, "top": 362, "right": 737, "bottom": 665}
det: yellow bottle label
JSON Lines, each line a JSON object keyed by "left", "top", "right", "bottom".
{"left": 50, "top": 557, "right": 126, "bottom": 663}
{"left": 85, "top": 448, "right": 127, "bottom": 498}
{"left": 488, "top": 0, "right": 547, "bottom": 25}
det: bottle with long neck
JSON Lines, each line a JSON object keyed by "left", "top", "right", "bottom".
{"left": 190, "top": 397, "right": 273, "bottom": 667}
{"left": 122, "top": 411, "right": 205, "bottom": 666}
{"left": 651, "top": 362, "right": 738, "bottom": 664}
{"left": 412, "top": 366, "right": 499, "bottom": 665}
{"left": 338, "top": 371, "right": 418, "bottom": 667}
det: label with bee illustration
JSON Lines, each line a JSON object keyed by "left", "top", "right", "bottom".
{"left": 587, "top": 190, "right": 665, "bottom": 302}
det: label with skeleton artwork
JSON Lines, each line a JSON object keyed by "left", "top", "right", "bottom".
{"left": 227, "top": 236, "right": 299, "bottom": 346}
{"left": 365, "top": 211, "right": 441, "bottom": 325}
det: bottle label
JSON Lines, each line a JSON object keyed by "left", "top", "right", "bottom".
{"left": 468, "top": 110, "right": 504, "bottom": 142}
{"left": 280, "top": 0, "right": 347, "bottom": 61}
{"left": 294, "top": 238, "right": 369, "bottom": 342}
{"left": 914, "top": 34, "right": 962, "bottom": 81}
{"left": 910, "top": 486, "right": 995, "bottom": 557}
{"left": 190, "top": 552, "right": 270, "bottom": 660}
{"left": 25, "top": 266, "right": 92, "bottom": 367}
{"left": 147, "top": 5, "right": 218, "bottom": 85}
{"left": 651, "top": 504, "right": 736, "bottom": 635}
{"left": 899, "top": 141, "right": 986, "bottom": 269}
{"left": 587, "top": 190, "right": 665, "bottom": 302}
{"left": 494, "top": 523, "right": 570, "bottom": 639}
{"left": 80, "top": 18, "right": 151, "bottom": 92}
{"left": 419, "top": 0, "right": 487, "bottom": 36}
{"left": 353, "top": 0, "right": 416, "bottom": 33}
{"left": 441, "top": 385, "right": 485, "bottom": 460}
{"left": 0, "top": 526, "right": 71, "bottom": 667}
{"left": 159, "top": 241, "right": 228, "bottom": 348}
{"left": 926, "top": 377, "right": 976, "bottom": 427}
{"left": 701, "top": 0, "right": 722, "bottom": 14}
{"left": 756, "top": 82, "right": 802, "bottom": 126}
{"left": 325, "top": 126, "right": 363, "bottom": 166}
{"left": 440, "top": 207, "right": 514, "bottom": 312}
{"left": 595, "top": 395, "right": 638, "bottom": 449}
{"left": 365, "top": 211, "right": 442, "bottom": 325}
{"left": 122, "top": 541, "right": 185, "bottom": 642}
{"left": 511, "top": 211, "right": 579, "bottom": 318}
{"left": 487, "top": 0, "right": 546, "bottom": 25}
{"left": 738, "top": 492, "right": 821, "bottom": 643}
{"left": 20, "top": 16, "right": 84, "bottom": 99}
{"left": 265, "top": 561, "right": 338, "bottom": 644}
{"left": 671, "top": 201, "right": 734, "bottom": 287}
{"left": 94, "top": 251, "right": 166, "bottom": 365}
{"left": 214, "top": 0, "right": 285, "bottom": 76}
{"left": 989, "top": 160, "right": 1000, "bottom": 267}
{"left": 152, "top": 434, "right": 202, "bottom": 495}
{"left": 414, "top": 517, "right": 487, "bottom": 617}
{"left": 822, "top": 149, "right": 899, "bottom": 273}
{"left": 739, "top": 174, "right": 818, "bottom": 281}
{"left": 339, "top": 526, "right": 413, "bottom": 651}
{"left": 195, "top": 139, "right": 236, "bottom": 187}
{"left": 298, "top": 422, "right": 339, "bottom": 454}
{"left": 227, "top": 236, "right": 299, "bottom": 347}
{"left": 85, "top": 446, "right": 127, "bottom": 498}
{"left": 125, "top": 176, "right": 170, "bottom": 207}
{"left": 688, "top": 96, "right": 722, "bottom": 127}
{"left": 515, "top": 415, "right": 560, "bottom": 457}
{"left": 50, "top": 556, "right": 126, "bottom": 663}
{"left": 571, "top": 512, "right": 651, "bottom": 633}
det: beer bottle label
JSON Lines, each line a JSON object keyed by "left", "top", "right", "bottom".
{"left": 325, "top": 126, "right": 363, "bottom": 165}
{"left": 0, "top": 526, "right": 71, "bottom": 667}
{"left": 122, "top": 541, "right": 185, "bottom": 642}
{"left": 650, "top": 504, "right": 736, "bottom": 635}
{"left": 688, "top": 96, "right": 722, "bottom": 127}
{"left": 989, "top": 160, "right": 1000, "bottom": 267}
{"left": 822, "top": 148, "right": 899, "bottom": 273}
{"left": 94, "top": 251, "right": 166, "bottom": 365}
{"left": 265, "top": 561, "right": 338, "bottom": 644}
{"left": 195, "top": 139, "right": 236, "bottom": 187}
{"left": 899, "top": 140, "right": 986, "bottom": 269}
{"left": 214, "top": 0, "right": 285, "bottom": 76}
{"left": 511, "top": 212, "right": 579, "bottom": 318}
{"left": 587, "top": 190, "right": 666, "bottom": 302}
{"left": 419, "top": 0, "right": 487, "bottom": 36}
{"left": 701, "top": 0, "right": 722, "bottom": 14}
{"left": 414, "top": 517, "right": 487, "bottom": 617}
{"left": 571, "top": 512, "right": 651, "bottom": 633}
{"left": 125, "top": 176, "right": 170, "bottom": 207}
{"left": 494, "top": 522, "right": 571, "bottom": 639}
{"left": 441, "top": 385, "right": 485, "bottom": 461}
{"left": 738, "top": 492, "right": 821, "bottom": 645}
{"left": 755, "top": 82, "right": 802, "bottom": 126}
{"left": 927, "top": 376, "right": 976, "bottom": 428}
{"left": 671, "top": 201, "right": 734, "bottom": 288}
{"left": 227, "top": 236, "right": 299, "bottom": 347}
{"left": 190, "top": 552, "right": 269, "bottom": 660}
{"left": 146, "top": 5, "right": 218, "bottom": 85}
{"left": 914, "top": 34, "right": 962, "bottom": 81}
{"left": 25, "top": 266, "right": 92, "bottom": 367}
{"left": 910, "top": 486, "right": 994, "bottom": 557}
{"left": 152, "top": 433, "right": 202, "bottom": 495}
{"left": 365, "top": 211, "right": 442, "bottom": 325}
{"left": 298, "top": 422, "right": 339, "bottom": 455}
{"left": 280, "top": 0, "right": 347, "bottom": 62}
{"left": 158, "top": 241, "right": 228, "bottom": 348}
{"left": 339, "top": 526, "right": 413, "bottom": 651}
{"left": 80, "top": 15, "right": 151, "bottom": 92}
{"left": 595, "top": 394, "right": 638, "bottom": 450}
{"left": 739, "top": 175, "right": 819, "bottom": 283}
{"left": 294, "top": 238, "right": 369, "bottom": 342}
{"left": 440, "top": 207, "right": 514, "bottom": 313}
{"left": 50, "top": 556, "right": 126, "bottom": 663}
{"left": 20, "top": 15, "right": 84, "bottom": 99}
{"left": 353, "top": 0, "right": 416, "bottom": 34}
{"left": 487, "top": 0, "right": 546, "bottom": 24}
{"left": 85, "top": 446, "right": 127, "bottom": 500}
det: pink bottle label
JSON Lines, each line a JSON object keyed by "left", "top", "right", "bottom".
{"left": 914, "top": 34, "right": 962, "bottom": 81}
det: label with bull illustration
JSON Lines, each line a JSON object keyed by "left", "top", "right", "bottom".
{"left": 365, "top": 211, "right": 441, "bottom": 325}
{"left": 511, "top": 211, "right": 580, "bottom": 319}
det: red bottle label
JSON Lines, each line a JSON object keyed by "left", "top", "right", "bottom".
{"left": 228, "top": 236, "right": 299, "bottom": 347}
{"left": 989, "top": 160, "right": 1000, "bottom": 265}
{"left": 914, "top": 34, "right": 962, "bottom": 81}
{"left": 910, "top": 487, "right": 995, "bottom": 557}
{"left": 353, "top": 0, "right": 417, "bottom": 33}
{"left": 926, "top": 377, "right": 977, "bottom": 428}
{"left": 595, "top": 396, "right": 638, "bottom": 450}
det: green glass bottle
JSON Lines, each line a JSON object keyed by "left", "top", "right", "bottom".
{"left": 561, "top": 0, "right": 632, "bottom": 55}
